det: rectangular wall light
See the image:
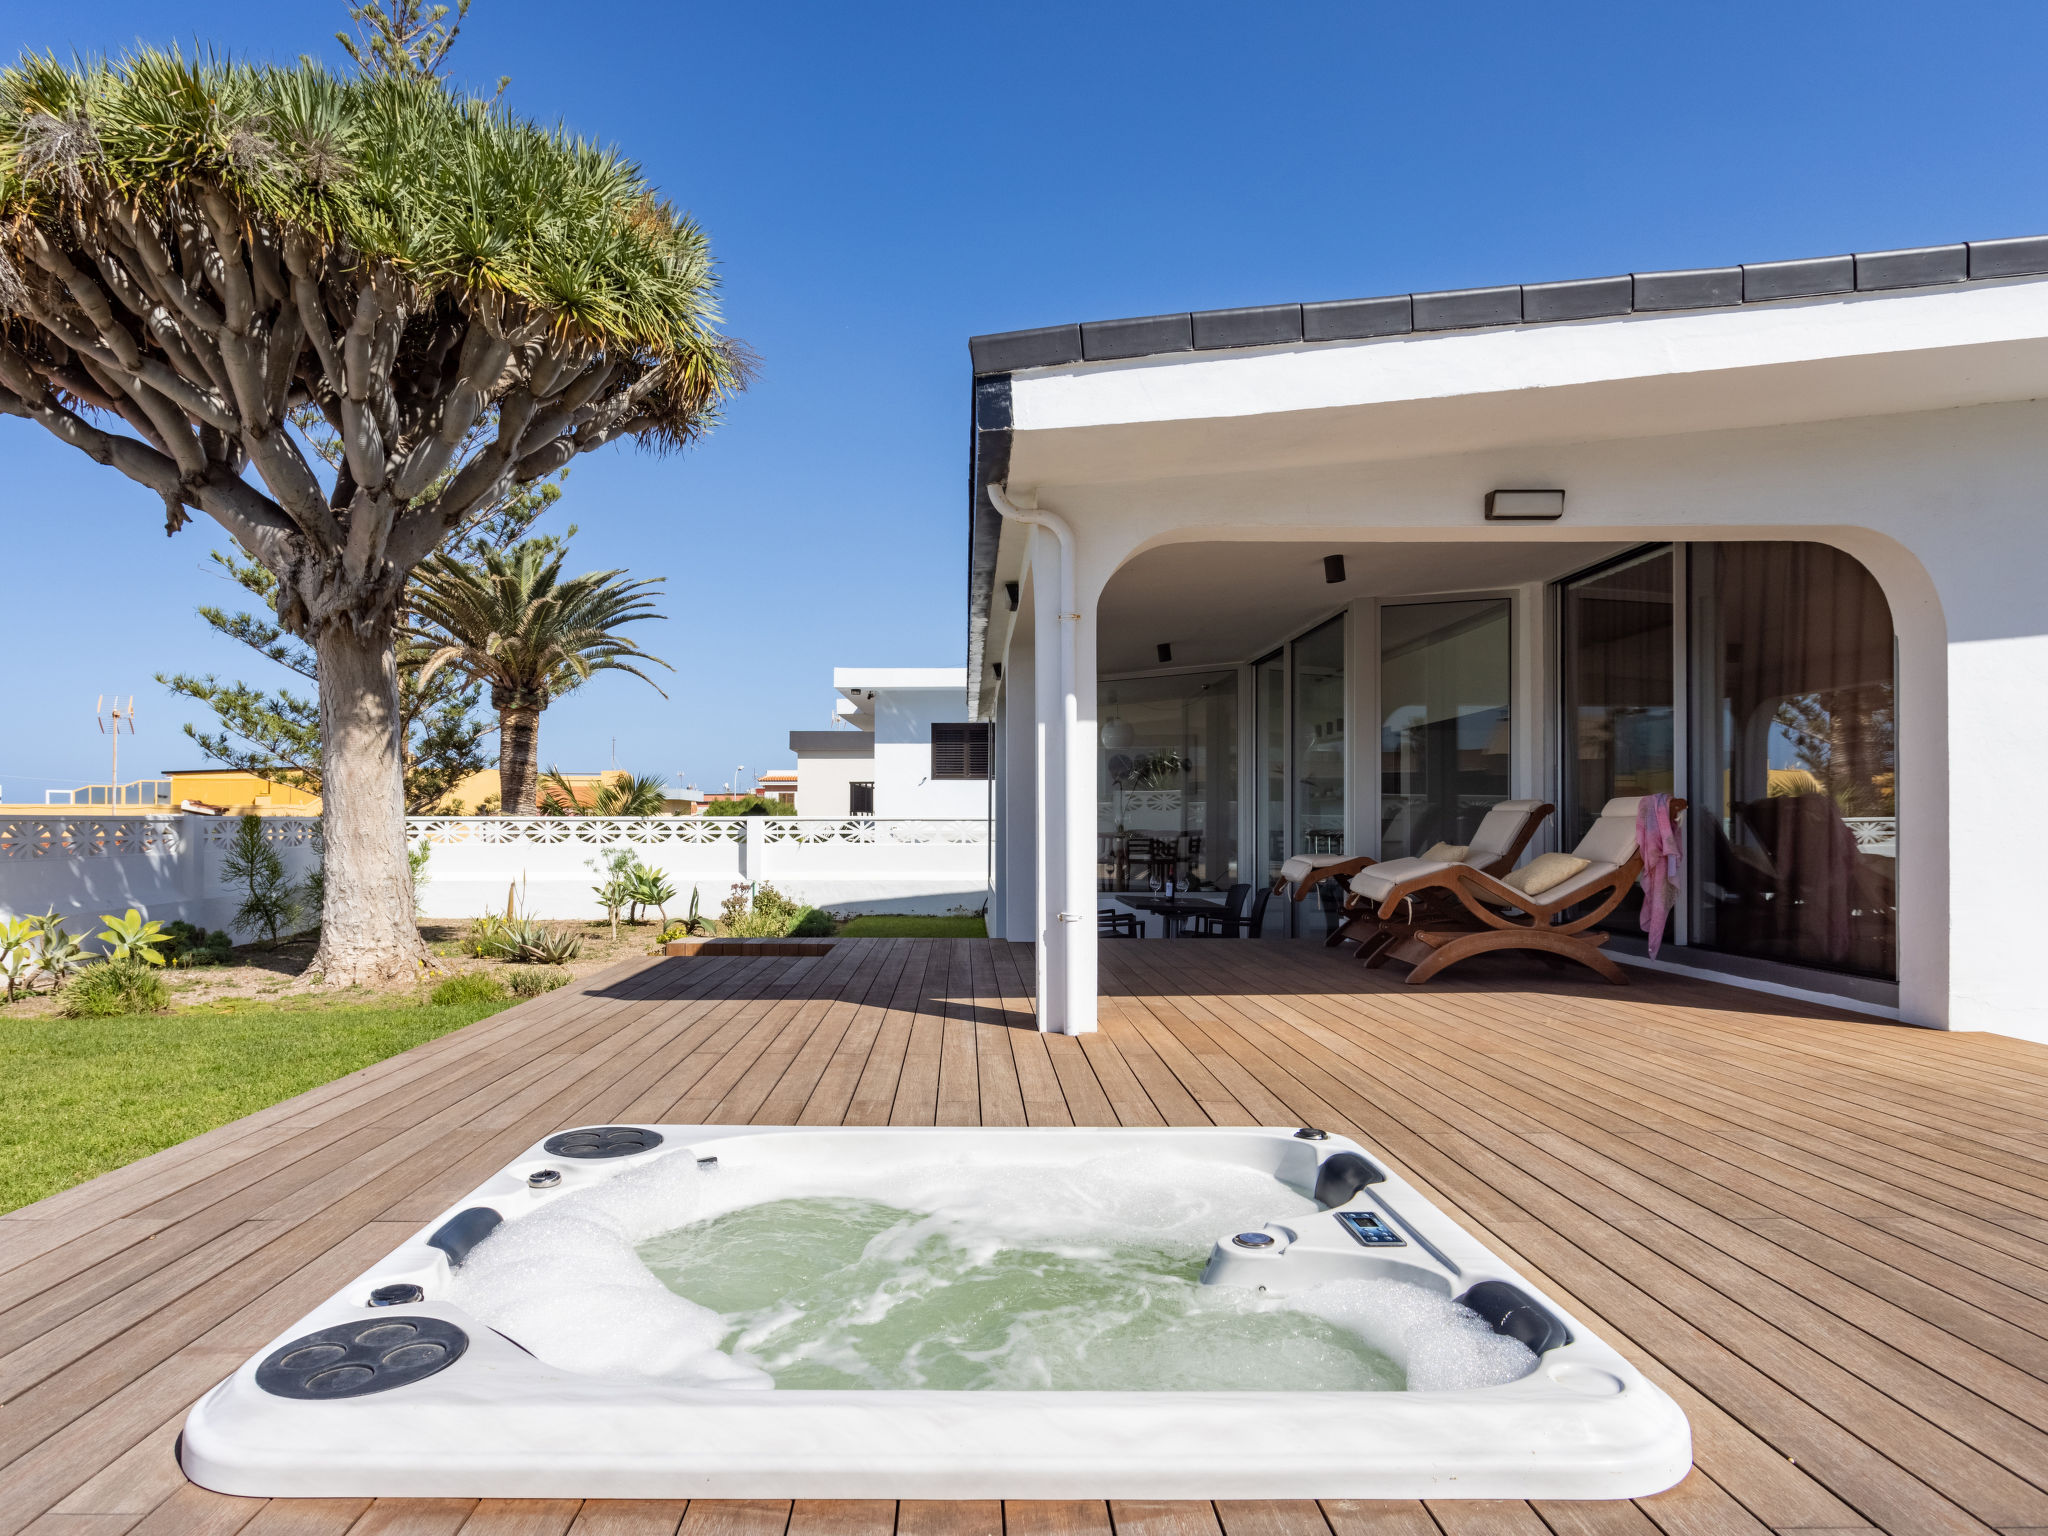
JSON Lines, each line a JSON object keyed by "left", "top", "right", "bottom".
{"left": 1485, "top": 489, "right": 1565, "bottom": 521}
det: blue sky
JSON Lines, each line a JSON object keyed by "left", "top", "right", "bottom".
{"left": 5, "top": 0, "right": 2047, "bottom": 799}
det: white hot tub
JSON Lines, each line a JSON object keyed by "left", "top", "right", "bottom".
{"left": 181, "top": 1124, "right": 1690, "bottom": 1499}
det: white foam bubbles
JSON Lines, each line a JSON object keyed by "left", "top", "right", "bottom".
{"left": 443, "top": 1143, "right": 1534, "bottom": 1392}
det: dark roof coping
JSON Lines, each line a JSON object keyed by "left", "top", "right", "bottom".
{"left": 967, "top": 236, "right": 2048, "bottom": 376}
{"left": 789, "top": 731, "right": 875, "bottom": 754}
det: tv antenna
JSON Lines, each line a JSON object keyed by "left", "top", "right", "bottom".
{"left": 97, "top": 695, "right": 135, "bottom": 786}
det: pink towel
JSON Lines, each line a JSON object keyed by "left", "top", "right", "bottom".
{"left": 1636, "top": 793, "right": 1681, "bottom": 959}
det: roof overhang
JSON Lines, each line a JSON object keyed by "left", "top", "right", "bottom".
{"left": 967, "top": 271, "right": 2048, "bottom": 711}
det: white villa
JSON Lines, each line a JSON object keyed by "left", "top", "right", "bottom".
{"left": 789, "top": 667, "right": 993, "bottom": 820}
{"left": 968, "top": 235, "right": 2048, "bottom": 1043}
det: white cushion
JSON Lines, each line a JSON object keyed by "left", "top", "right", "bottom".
{"left": 1351, "top": 857, "right": 1455, "bottom": 903}
{"left": 1278, "top": 853, "right": 1354, "bottom": 884}
{"left": 1502, "top": 852, "right": 1589, "bottom": 896}
{"left": 1420, "top": 842, "right": 1470, "bottom": 863}
{"left": 1573, "top": 799, "right": 1644, "bottom": 866}
{"left": 1480, "top": 860, "right": 1622, "bottom": 911}
{"left": 1466, "top": 799, "right": 1549, "bottom": 863}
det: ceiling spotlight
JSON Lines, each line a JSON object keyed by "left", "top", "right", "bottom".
{"left": 1157, "top": 643, "right": 1173, "bottom": 664}
{"left": 1324, "top": 554, "right": 1347, "bottom": 584}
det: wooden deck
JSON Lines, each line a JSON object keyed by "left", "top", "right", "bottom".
{"left": 5, "top": 936, "right": 2048, "bottom": 1536}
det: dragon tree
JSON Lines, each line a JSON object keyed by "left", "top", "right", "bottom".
{"left": 0, "top": 49, "right": 739, "bottom": 984}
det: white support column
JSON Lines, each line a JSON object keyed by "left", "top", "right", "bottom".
{"left": 1001, "top": 640, "right": 1039, "bottom": 945}
{"left": 1030, "top": 527, "right": 1065, "bottom": 1025}
{"left": 1066, "top": 576, "right": 1100, "bottom": 1029}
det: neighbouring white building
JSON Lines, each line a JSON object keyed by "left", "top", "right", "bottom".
{"left": 790, "top": 668, "right": 994, "bottom": 821}
{"left": 969, "top": 233, "right": 2048, "bottom": 1042}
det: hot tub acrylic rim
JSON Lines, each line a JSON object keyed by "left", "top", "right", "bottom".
{"left": 180, "top": 1124, "right": 1693, "bottom": 1500}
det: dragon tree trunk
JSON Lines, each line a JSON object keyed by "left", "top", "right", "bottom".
{"left": 311, "top": 616, "right": 426, "bottom": 986}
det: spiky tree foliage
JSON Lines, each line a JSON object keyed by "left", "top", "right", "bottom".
{"left": 0, "top": 50, "right": 740, "bottom": 983}
{"left": 408, "top": 543, "right": 669, "bottom": 816}
{"left": 538, "top": 767, "right": 668, "bottom": 816}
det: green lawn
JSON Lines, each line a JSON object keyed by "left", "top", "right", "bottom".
{"left": 0, "top": 997, "right": 514, "bottom": 1214}
{"left": 832, "top": 914, "right": 987, "bottom": 938}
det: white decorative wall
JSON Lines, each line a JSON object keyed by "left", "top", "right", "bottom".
{"left": 0, "top": 813, "right": 992, "bottom": 940}
{"left": 0, "top": 815, "right": 321, "bottom": 943}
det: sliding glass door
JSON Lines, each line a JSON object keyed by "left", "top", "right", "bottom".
{"left": 1096, "top": 671, "right": 1239, "bottom": 893}
{"left": 1378, "top": 600, "right": 1512, "bottom": 859}
{"left": 1689, "top": 542, "right": 1897, "bottom": 979}
{"left": 1253, "top": 614, "right": 1348, "bottom": 919}
{"left": 1292, "top": 615, "right": 1348, "bottom": 858}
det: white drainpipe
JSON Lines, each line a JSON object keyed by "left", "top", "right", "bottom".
{"left": 987, "top": 482, "right": 1092, "bottom": 1033}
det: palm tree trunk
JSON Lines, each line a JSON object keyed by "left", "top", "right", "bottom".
{"left": 310, "top": 617, "right": 430, "bottom": 986}
{"left": 499, "top": 701, "right": 542, "bottom": 815}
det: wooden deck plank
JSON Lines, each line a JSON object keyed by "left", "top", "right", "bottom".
{"left": 7, "top": 940, "right": 2048, "bottom": 1536}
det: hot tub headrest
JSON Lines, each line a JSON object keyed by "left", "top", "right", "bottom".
{"left": 1313, "top": 1152, "right": 1386, "bottom": 1209}
{"left": 427, "top": 1206, "right": 503, "bottom": 1268}
{"left": 1459, "top": 1280, "right": 1573, "bottom": 1355}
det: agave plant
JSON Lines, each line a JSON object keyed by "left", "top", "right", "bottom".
{"left": 32, "top": 913, "right": 88, "bottom": 989}
{"left": 0, "top": 917, "right": 39, "bottom": 1002}
{"left": 514, "top": 924, "right": 583, "bottom": 966}
{"left": 97, "top": 909, "right": 171, "bottom": 965}
{"left": 626, "top": 866, "right": 677, "bottom": 925}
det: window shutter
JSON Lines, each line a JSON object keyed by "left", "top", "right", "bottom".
{"left": 931, "top": 723, "right": 991, "bottom": 780}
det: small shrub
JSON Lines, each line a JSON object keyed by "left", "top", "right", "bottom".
{"left": 221, "top": 816, "right": 302, "bottom": 944}
{"left": 508, "top": 966, "right": 571, "bottom": 997}
{"left": 463, "top": 913, "right": 513, "bottom": 957}
{"left": 788, "top": 905, "right": 833, "bottom": 937}
{"left": 701, "top": 795, "right": 795, "bottom": 817}
{"left": 718, "top": 882, "right": 827, "bottom": 938}
{"left": 63, "top": 959, "right": 172, "bottom": 1018}
{"left": 163, "top": 922, "right": 235, "bottom": 968}
{"left": 430, "top": 971, "right": 507, "bottom": 1006}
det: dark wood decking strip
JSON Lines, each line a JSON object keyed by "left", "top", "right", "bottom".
{"left": 5, "top": 940, "right": 2048, "bottom": 1536}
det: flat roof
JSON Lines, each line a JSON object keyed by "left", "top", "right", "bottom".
{"left": 967, "top": 234, "right": 2048, "bottom": 374}
{"left": 832, "top": 667, "right": 967, "bottom": 690}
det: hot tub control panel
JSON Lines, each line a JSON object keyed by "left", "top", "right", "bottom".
{"left": 1337, "top": 1210, "right": 1406, "bottom": 1247}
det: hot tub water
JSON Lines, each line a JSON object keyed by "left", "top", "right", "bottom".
{"left": 445, "top": 1149, "right": 1535, "bottom": 1392}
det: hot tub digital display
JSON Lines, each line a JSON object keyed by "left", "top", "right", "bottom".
{"left": 1337, "top": 1210, "right": 1406, "bottom": 1246}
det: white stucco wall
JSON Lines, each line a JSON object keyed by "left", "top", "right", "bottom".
{"left": 793, "top": 745, "right": 875, "bottom": 818}
{"left": 872, "top": 685, "right": 994, "bottom": 820}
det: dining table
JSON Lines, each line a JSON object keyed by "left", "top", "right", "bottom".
{"left": 1117, "top": 892, "right": 1225, "bottom": 938}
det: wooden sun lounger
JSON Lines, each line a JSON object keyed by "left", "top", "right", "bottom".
{"left": 1370, "top": 798, "right": 1686, "bottom": 985}
{"left": 1327, "top": 800, "right": 1554, "bottom": 955}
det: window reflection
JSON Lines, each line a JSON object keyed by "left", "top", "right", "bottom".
{"left": 1690, "top": 542, "right": 1897, "bottom": 979}
{"left": 1097, "top": 671, "right": 1239, "bottom": 893}
{"left": 1291, "top": 615, "right": 1347, "bottom": 860}
{"left": 1379, "top": 600, "right": 1512, "bottom": 859}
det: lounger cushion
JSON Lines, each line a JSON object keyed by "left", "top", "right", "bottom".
{"left": 1574, "top": 800, "right": 1645, "bottom": 866}
{"left": 1502, "top": 852, "right": 1590, "bottom": 896}
{"left": 1467, "top": 799, "right": 1549, "bottom": 863}
{"left": 1350, "top": 857, "right": 1457, "bottom": 903}
{"left": 1421, "top": 842, "right": 1470, "bottom": 863}
{"left": 1480, "top": 859, "right": 1624, "bottom": 911}
{"left": 1277, "top": 852, "right": 1357, "bottom": 885}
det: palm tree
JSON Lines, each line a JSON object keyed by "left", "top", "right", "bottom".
{"left": 408, "top": 545, "right": 670, "bottom": 815}
{"left": 0, "top": 33, "right": 743, "bottom": 983}
{"left": 538, "top": 768, "right": 669, "bottom": 816}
